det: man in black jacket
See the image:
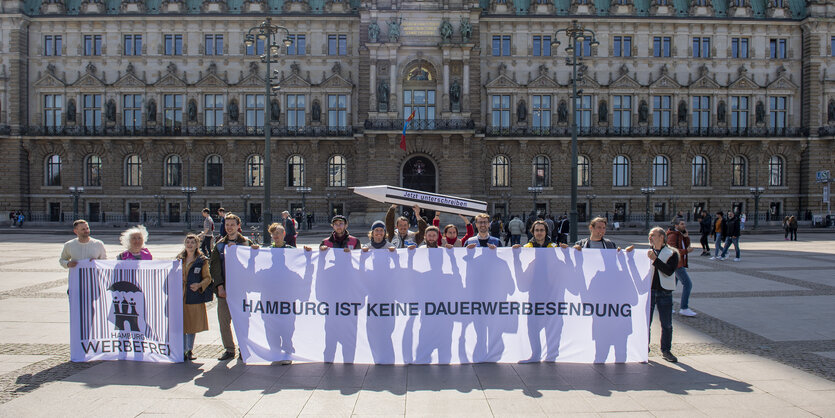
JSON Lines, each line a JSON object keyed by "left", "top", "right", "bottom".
{"left": 698, "top": 210, "right": 712, "bottom": 256}
{"left": 719, "top": 211, "right": 741, "bottom": 261}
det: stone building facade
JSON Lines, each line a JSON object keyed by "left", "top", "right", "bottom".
{"left": 0, "top": 0, "right": 833, "bottom": 227}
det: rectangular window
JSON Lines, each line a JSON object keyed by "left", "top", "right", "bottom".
{"left": 532, "top": 95, "right": 551, "bottom": 130}
{"left": 492, "top": 35, "right": 511, "bottom": 56}
{"left": 328, "top": 34, "right": 347, "bottom": 55}
{"left": 692, "top": 37, "right": 710, "bottom": 58}
{"left": 770, "top": 38, "right": 787, "bottom": 59}
{"left": 204, "top": 34, "right": 223, "bottom": 56}
{"left": 84, "top": 35, "right": 102, "bottom": 56}
{"left": 246, "top": 39, "right": 265, "bottom": 55}
{"left": 653, "top": 36, "right": 671, "bottom": 57}
{"left": 245, "top": 94, "right": 265, "bottom": 130}
{"left": 287, "top": 94, "right": 306, "bottom": 128}
{"left": 731, "top": 37, "right": 749, "bottom": 59}
{"left": 769, "top": 96, "right": 787, "bottom": 129}
{"left": 491, "top": 95, "right": 511, "bottom": 128}
{"left": 287, "top": 34, "right": 306, "bottom": 55}
{"left": 731, "top": 96, "right": 748, "bottom": 130}
{"left": 164, "top": 34, "right": 183, "bottom": 55}
{"left": 124, "top": 34, "right": 141, "bottom": 56}
{"left": 613, "top": 36, "right": 632, "bottom": 57}
{"left": 652, "top": 95, "right": 671, "bottom": 129}
{"left": 122, "top": 94, "right": 142, "bottom": 129}
{"left": 328, "top": 94, "right": 347, "bottom": 127}
{"left": 44, "top": 35, "right": 62, "bottom": 56}
{"left": 163, "top": 94, "right": 183, "bottom": 132}
{"left": 692, "top": 96, "right": 710, "bottom": 129}
{"left": 532, "top": 35, "right": 551, "bottom": 57}
{"left": 403, "top": 90, "right": 436, "bottom": 122}
{"left": 83, "top": 94, "right": 102, "bottom": 127}
{"left": 44, "top": 94, "right": 63, "bottom": 127}
{"left": 576, "top": 95, "right": 592, "bottom": 128}
{"left": 204, "top": 94, "right": 224, "bottom": 128}
{"left": 613, "top": 95, "right": 631, "bottom": 129}
{"left": 574, "top": 38, "right": 592, "bottom": 57}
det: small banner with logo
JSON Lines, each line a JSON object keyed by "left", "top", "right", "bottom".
{"left": 69, "top": 260, "right": 183, "bottom": 363}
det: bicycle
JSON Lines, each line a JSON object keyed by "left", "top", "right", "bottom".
{"left": 249, "top": 225, "right": 263, "bottom": 246}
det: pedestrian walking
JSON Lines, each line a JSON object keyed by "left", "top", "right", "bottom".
{"left": 667, "top": 219, "right": 696, "bottom": 317}
{"left": 507, "top": 215, "right": 525, "bottom": 246}
{"left": 647, "top": 226, "right": 679, "bottom": 363}
{"left": 709, "top": 212, "right": 726, "bottom": 260}
{"left": 199, "top": 208, "right": 215, "bottom": 256}
{"left": 788, "top": 215, "right": 798, "bottom": 241}
{"left": 217, "top": 208, "right": 227, "bottom": 238}
{"left": 783, "top": 216, "right": 790, "bottom": 240}
{"left": 698, "top": 210, "right": 712, "bottom": 256}
{"left": 720, "top": 211, "right": 741, "bottom": 261}
{"left": 116, "top": 225, "right": 152, "bottom": 260}
{"left": 178, "top": 233, "right": 213, "bottom": 361}
{"left": 282, "top": 211, "right": 297, "bottom": 247}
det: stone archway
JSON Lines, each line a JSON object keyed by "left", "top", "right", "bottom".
{"left": 401, "top": 155, "right": 437, "bottom": 193}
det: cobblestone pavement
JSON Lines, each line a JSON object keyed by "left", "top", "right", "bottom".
{"left": 0, "top": 232, "right": 833, "bottom": 416}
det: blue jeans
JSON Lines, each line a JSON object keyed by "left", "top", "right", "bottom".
{"left": 184, "top": 333, "right": 196, "bottom": 352}
{"left": 713, "top": 235, "right": 724, "bottom": 257}
{"left": 649, "top": 289, "right": 673, "bottom": 353}
{"left": 721, "top": 236, "right": 740, "bottom": 258}
{"left": 510, "top": 235, "right": 521, "bottom": 245}
{"left": 675, "top": 267, "right": 692, "bottom": 310}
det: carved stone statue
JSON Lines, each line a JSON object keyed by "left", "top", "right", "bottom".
{"left": 312, "top": 100, "right": 321, "bottom": 121}
{"left": 67, "top": 99, "right": 76, "bottom": 123}
{"left": 557, "top": 100, "right": 568, "bottom": 124}
{"left": 828, "top": 100, "right": 835, "bottom": 123}
{"left": 187, "top": 99, "right": 197, "bottom": 122}
{"left": 460, "top": 18, "right": 472, "bottom": 43}
{"left": 388, "top": 18, "right": 400, "bottom": 42}
{"left": 146, "top": 99, "right": 156, "bottom": 123}
{"left": 677, "top": 100, "right": 688, "bottom": 124}
{"left": 106, "top": 99, "right": 116, "bottom": 122}
{"left": 755, "top": 100, "right": 765, "bottom": 124}
{"left": 270, "top": 99, "right": 280, "bottom": 122}
{"left": 598, "top": 100, "right": 608, "bottom": 123}
{"left": 377, "top": 81, "right": 389, "bottom": 111}
{"left": 717, "top": 100, "right": 727, "bottom": 124}
{"left": 638, "top": 100, "right": 649, "bottom": 124}
{"left": 368, "top": 21, "right": 380, "bottom": 43}
{"left": 517, "top": 100, "right": 527, "bottom": 122}
{"left": 449, "top": 80, "right": 461, "bottom": 111}
{"left": 440, "top": 19, "right": 453, "bottom": 42}
{"left": 229, "top": 99, "right": 239, "bottom": 122}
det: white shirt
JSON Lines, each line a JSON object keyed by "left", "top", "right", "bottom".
{"left": 59, "top": 238, "right": 107, "bottom": 268}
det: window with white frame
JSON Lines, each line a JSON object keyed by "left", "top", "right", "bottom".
{"left": 245, "top": 94, "right": 265, "bottom": 130}
{"left": 613, "top": 95, "right": 632, "bottom": 129}
{"left": 163, "top": 94, "right": 183, "bottom": 131}
{"left": 491, "top": 95, "right": 511, "bottom": 128}
{"left": 328, "top": 155, "right": 347, "bottom": 187}
{"left": 491, "top": 155, "right": 509, "bottom": 187}
{"left": 769, "top": 38, "right": 787, "bottom": 59}
{"left": 652, "top": 155, "right": 669, "bottom": 187}
{"left": 576, "top": 95, "right": 592, "bottom": 128}
{"left": 731, "top": 37, "right": 749, "bottom": 58}
{"left": 404, "top": 90, "right": 435, "bottom": 122}
{"left": 328, "top": 94, "right": 347, "bottom": 127}
{"left": 124, "top": 34, "right": 141, "bottom": 56}
{"left": 731, "top": 96, "right": 748, "bottom": 130}
{"left": 44, "top": 35, "right": 62, "bottom": 56}
{"left": 123, "top": 94, "right": 142, "bottom": 129}
{"left": 204, "top": 94, "right": 224, "bottom": 128}
{"left": 731, "top": 156, "right": 747, "bottom": 186}
{"left": 769, "top": 96, "right": 786, "bottom": 129}
{"left": 532, "top": 95, "right": 551, "bottom": 130}
{"left": 578, "top": 155, "right": 590, "bottom": 187}
{"left": 124, "top": 154, "right": 142, "bottom": 186}
{"left": 653, "top": 36, "right": 670, "bottom": 57}
{"left": 653, "top": 96, "right": 671, "bottom": 129}
{"left": 692, "top": 155, "right": 708, "bottom": 187}
{"left": 287, "top": 94, "right": 306, "bottom": 128}
{"left": 287, "top": 155, "right": 305, "bottom": 187}
{"left": 613, "top": 36, "right": 632, "bottom": 57}
{"left": 83, "top": 94, "right": 102, "bottom": 128}
{"left": 532, "top": 35, "right": 551, "bottom": 56}
{"left": 692, "top": 96, "right": 710, "bottom": 129}
{"left": 613, "top": 155, "right": 629, "bottom": 187}
{"left": 204, "top": 34, "right": 223, "bottom": 56}
{"left": 44, "top": 94, "right": 63, "bottom": 127}
{"left": 769, "top": 155, "right": 784, "bottom": 187}
{"left": 532, "top": 155, "right": 550, "bottom": 187}
{"left": 45, "top": 155, "right": 61, "bottom": 186}
{"left": 85, "top": 155, "right": 101, "bottom": 187}
{"left": 692, "top": 37, "right": 710, "bottom": 58}
{"left": 246, "top": 155, "right": 264, "bottom": 187}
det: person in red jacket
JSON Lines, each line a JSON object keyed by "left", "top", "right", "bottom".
{"left": 433, "top": 212, "right": 474, "bottom": 247}
{"left": 667, "top": 219, "right": 696, "bottom": 317}
{"left": 320, "top": 215, "right": 360, "bottom": 251}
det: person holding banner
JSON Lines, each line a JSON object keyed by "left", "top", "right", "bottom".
{"left": 211, "top": 213, "right": 260, "bottom": 361}
{"left": 465, "top": 213, "right": 502, "bottom": 248}
{"left": 647, "top": 226, "right": 680, "bottom": 363}
{"left": 419, "top": 226, "right": 442, "bottom": 248}
{"left": 386, "top": 204, "right": 427, "bottom": 248}
{"left": 574, "top": 217, "right": 633, "bottom": 252}
{"left": 60, "top": 220, "right": 107, "bottom": 270}
{"left": 512, "top": 220, "right": 557, "bottom": 248}
{"left": 363, "top": 220, "right": 395, "bottom": 251}
{"left": 178, "top": 233, "right": 213, "bottom": 361}
{"left": 433, "top": 212, "right": 474, "bottom": 247}
{"left": 269, "top": 223, "right": 311, "bottom": 251}
{"left": 116, "top": 225, "right": 153, "bottom": 260}
{"left": 320, "top": 215, "right": 361, "bottom": 251}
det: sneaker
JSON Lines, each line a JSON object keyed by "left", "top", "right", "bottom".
{"left": 733, "top": 258, "right": 740, "bottom": 262}
{"left": 721, "top": 256, "right": 728, "bottom": 260}
{"left": 661, "top": 351, "right": 678, "bottom": 363}
{"left": 709, "top": 256, "right": 716, "bottom": 260}
{"left": 679, "top": 308, "right": 697, "bottom": 317}
{"left": 218, "top": 351, "right": 235, "bottom": 361}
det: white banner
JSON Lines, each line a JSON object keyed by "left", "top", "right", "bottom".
{"left": 69, "top": 261, "right": 183, "bottom": 363}
{"left": 226, "top": 247, "right": 651, "bottom": 364}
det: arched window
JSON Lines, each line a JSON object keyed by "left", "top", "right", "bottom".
{"left": 164, "top": 155, "right": 182, "bottom": 187}
{"left": 124, "top": 154, "right": 142, "bottom": 186}
{"left": 205, "top": 155, "right": 223, "bottom": 187}
{"left": 85, "top": 155, "right": 102, "bottom": 187}
{"left": 532, "top": 155, "right": 550, "bottom": 187}
{"left": 692, "top": 155, "right": 708, "bottom": 187}
{"left": 491, "top": 155, "right": 509, "bottom": 187}
{"left": 612, "top": 155, "right": 630, "bottom": 187}
{"left": 45, "top": 154, "right": 61, "bottom": 186}
{"left": 327, "top": 155, "right": 347, "bottom": 187}
{"left": 732, "top": 156, "right": 747, "bottom": 187}
{"left": 246, "top": 155, "right": 264, "bottom": 187}
{"left": 652, "top": 155, "right": 669, "bottom": 187}
{"left": 578, "top": 155, "right": 591, "bottom": 187}
{"left": 768, "top": 155, "right": 784, "bottom": 187}
{"left": 287, "top": 155, "right": 305, "bottom": 187}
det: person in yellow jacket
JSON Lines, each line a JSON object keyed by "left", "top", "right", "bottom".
{"left": 513, "top": 220, "right": 558, "bottom": 248}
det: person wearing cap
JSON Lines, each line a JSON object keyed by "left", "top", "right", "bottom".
{"left": 363, "top": 220, "right": 395, "bottom": 251}
{"left": 385, "top": 204, "right": 428, "bottom": 248}
{"left": 320, "top": 215, "right": 361, "bottom": 251}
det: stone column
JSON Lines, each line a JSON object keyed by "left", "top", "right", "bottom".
{"left": 389, "top": 56, "right": 397, "bottom": 114}
{"left": 463, "top": 61, "right": 470, "bottom": 95}
{"left": 443, "top": 59, "right": 450, "bottom": 113}
{"left": 370, "top": 60, "right": 377, "bottom": 109}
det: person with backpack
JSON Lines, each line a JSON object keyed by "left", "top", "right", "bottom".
{"left": 489, "top": 215, "right": 503, "bottom": 241}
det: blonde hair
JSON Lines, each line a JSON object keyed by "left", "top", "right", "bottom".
{"left": 268, "top": 222, "right": 285, "bottom": 234}
{"left": 177, "top": 234, "right": 205, "bottom": 260}
{"left": 120, "top": 225, "right": 148, "bottom": 249}
{"left": 475, "top": 213, "right": 490, "bottom": 222}
{"left": 589, "top": 217, "right": 608, "bottom": 229}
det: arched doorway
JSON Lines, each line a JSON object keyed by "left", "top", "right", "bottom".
{"left": 400, "top": 155, "right": 437, "bottom": 222}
